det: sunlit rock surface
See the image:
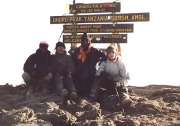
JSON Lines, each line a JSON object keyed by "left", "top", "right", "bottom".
{"left": 0, "top": 84, "right": 179, "bottom": 126}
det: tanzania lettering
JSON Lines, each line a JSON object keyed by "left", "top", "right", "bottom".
{"left": 50, "top": 13, "right": 149, "bottom": 24}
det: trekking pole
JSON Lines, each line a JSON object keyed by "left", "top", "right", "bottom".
{"left": 58, "top": 29, "right": 64, "bottom": 42}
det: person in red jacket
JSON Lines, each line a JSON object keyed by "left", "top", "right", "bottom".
{"left": 22, "top": 41, "right": 52, "bottom": 95}
{"left": 70, "top": 33, "right": 106, "bottom": 98}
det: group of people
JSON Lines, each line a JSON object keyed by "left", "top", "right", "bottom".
{"left": 22, "top": 33, "right": 131, "bottom": 106}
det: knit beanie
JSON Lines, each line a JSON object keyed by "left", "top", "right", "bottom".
{"left": 55, "top": 42, "right": 66, "bottom": 49}
{"left": 106, "top": 46, "right": 116, "bottom": 54}
{"left": 39, "top": 41, "right": 49, "bottom": 48}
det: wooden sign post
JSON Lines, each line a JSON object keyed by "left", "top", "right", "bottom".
{"left": 50, "top": 13, "right": 149, "bottom": 24}
{"left": 63, "top": 24, "right": 134, "bottom": 33}
{"left": 69, "top": 2, "right": 121, "bottom": 14}
{"left": 50, "top": 2, "right": 150, "bottom": 44}
{"left": 63, "top": 34, "right": 127, "bottom": 43}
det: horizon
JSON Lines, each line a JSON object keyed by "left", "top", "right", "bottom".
{"left": 0, "top": 0, "right": 180, "bottom": 86}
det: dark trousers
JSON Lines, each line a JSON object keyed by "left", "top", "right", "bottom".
{"left": 74, "top": 77, "right": 93, "bottom": 97}
{"left": 27, "top": 77, "right": 51, "bottom": 93}
{"left": 92, "top": 77, "right": 129, "bottom": 100}
{"left": 54, "top": 73, "right": 76, "bottom": 94}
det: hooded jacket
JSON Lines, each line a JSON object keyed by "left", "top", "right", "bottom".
{"left": 96, "top": 56, "right": 128, "bottom": 82}
{"left": 72, "top": 46, "right": 106, "bottom": 80}
{"left": 23, "top": 49, "right": 52, "bottom": 78}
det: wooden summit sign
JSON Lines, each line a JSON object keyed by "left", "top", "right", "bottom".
{"left": 50, "top": 2, "right": 150, "bottom": 44}
{"left": 69, "top": 2, "right": 120, "bottom": 14}
{"left": 63, "top": 34, "right": 127, "bottom": 43}
{"left": 63, "top": 24, "right": 133, "bottom": 33}
{"left": 50, "top": 12, "right": 149, "bottom": 24}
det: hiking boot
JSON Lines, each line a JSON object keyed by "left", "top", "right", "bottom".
{"left": 61, "top": 89, "right": 68, "bottom": 96}
{"left": 70, "top": 91, "right": 83, "bottom": 104}
{"left": 74, "top": 97, "right": 84, "bottom": 105}
{"left": 25, "top": 88, "right": 34, "bottom": 98}
{"left": 70, "top": 91, "right": 78, "bottom": 98}
{"left": 26, "top": 90, "right": 31, "bottom": 97}
{"left": 89, "top": 93, "right": 96, "bottom": 101}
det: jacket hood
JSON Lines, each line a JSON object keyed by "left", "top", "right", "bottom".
{"left": 36, "top": 49, "right": 50, "bottom": 55}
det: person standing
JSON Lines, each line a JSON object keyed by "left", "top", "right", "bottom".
{"left": 70, "top": 33, "right": 106, "bottom": 97}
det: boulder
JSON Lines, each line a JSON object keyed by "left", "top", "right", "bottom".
{"left": 134, "top": 100, "right": 162, "bottom": 114}
{"left": 151, "top": 88, "right": 180, "bottom": 98}
{"left": 0, "top": 107, "right": 36, "bottom": 126}
{"left": 74, "top": 119, "right": 116, "bottom": 126}
{"left": 163, "top": 93, "right": 180, "bottom": 102}
{"left": 13, "top": 119, "right": 53, "bottom": 126}
{"left": 37, "top": 108, "right": 77, "bottom": 126}
{"left": 29, "top": 102, "right": 59, "bottom": 113}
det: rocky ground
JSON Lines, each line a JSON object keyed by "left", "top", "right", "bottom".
{"left": 0, "top": 84, "right": 179, "bottom": 126}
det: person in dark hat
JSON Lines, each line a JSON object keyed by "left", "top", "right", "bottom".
{"left": 22, "top": 41, "right": 52, "bottom": 95}
{"left": 51, "top": 42, "right": 77, "bottom": 99}
{"left": 70, "top": 33, "right": 106, "bottom": 98}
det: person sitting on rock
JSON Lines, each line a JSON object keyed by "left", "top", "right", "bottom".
{"left": 51, "top": 42, "right": 77, "bottom": 99}
{"left": 22, "top": 41, "right": 53, "bottom": 95}
{"left": 90, "top": 46, "right": 132, "bottom": 108}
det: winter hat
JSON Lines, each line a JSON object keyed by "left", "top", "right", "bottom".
{"left": 55, "top": 42, "right": 66, "bottom": 49}
{"left": 81, "top": 33, "right": 88, "bottom": 45}
{"left": 106, "top": 46, "right": 116, "bottom": 54}
{"left": 39, "top": 41, "right": 49, "bottom": 48}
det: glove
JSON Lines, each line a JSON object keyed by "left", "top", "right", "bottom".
{"left": 44, "top": 72, "right": 53, "bottom": 80}
{"left": 70, "top": 91, "right": 78, "bottom": 99}
{"left": 115, "top": 81, "right": 122, "bottom": 87}
{"left": 22, "top": 72, "right": 31, "bottom": 82}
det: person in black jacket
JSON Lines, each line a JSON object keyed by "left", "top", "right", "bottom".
{"left": 70, "top": 33, "right": 106, "bottom": 97}
{"left": 51, "top": 42, "right": 77, "bottom": 98}
{"left": 22, "top": 42, "right": 52, "bottom": 95}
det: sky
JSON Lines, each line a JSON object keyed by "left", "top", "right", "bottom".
{"left": 0, "top": 0, "right": 180, "bottom": 86}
